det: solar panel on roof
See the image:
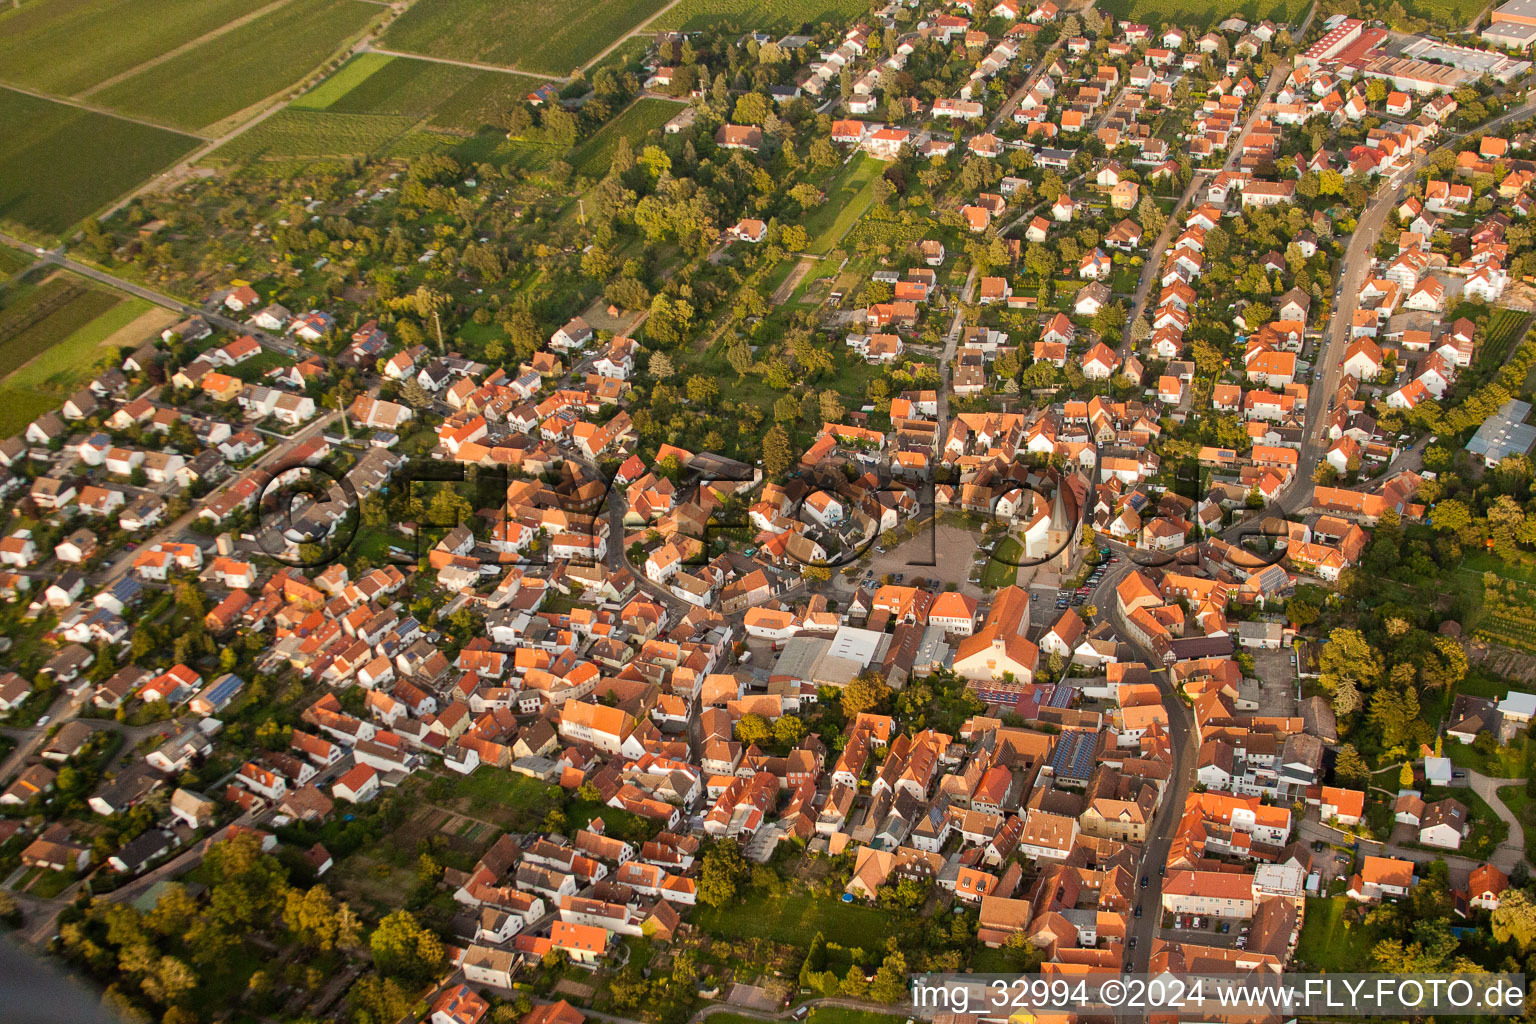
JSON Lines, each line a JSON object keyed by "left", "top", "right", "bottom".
{"left": 1073, "top": 740, "right": 1094, "bottom": 777}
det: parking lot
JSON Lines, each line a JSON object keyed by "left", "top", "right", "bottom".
{"left": 1245, "top": 646, "right": 1300, "bottom": 717}
{"left": 1050, "top": 548, "right": 1119, "bottom": 614}
{"left": 1162, "top": 914, "right": 1252, "bottom": 950}
{"left": 837, "top": 522, "right": 999, "bottom": 599}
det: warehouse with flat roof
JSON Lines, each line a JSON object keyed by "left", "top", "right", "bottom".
{"left": 1466, "top": 399, "right": 1536, "bottom": 467}
{"left": 1494, "top": 0, "right": 1536, "bottom": 25}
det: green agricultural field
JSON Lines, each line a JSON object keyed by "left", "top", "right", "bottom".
{"left": 0, "top": 88, "right": 199, "bottom": 238}
{"left": 1095, "top": 0, "right": 1306, "bottom": 30}
{"left": 291, "top": 51, "right": 395, "bottom": 109}
{"left": 653, "top": 0, "right": 869, "bottom": 33}
{"left": 300, "top": 54, "right": 542, "bottom": 133}
{"left": 382, "top": 0, "right": 668, "bottom": 75}
{"left": 1401, "top": 0, "right": 1486, "bottom": 27}
{"left": 211, "top": 110, "right": 418, "bottom": 161}
{"left": 94, "top": 0, "right": 378, "bottom": 132}
{"left": 0, "top": 277, "right": 140, "bottom": 436}
{"left": 0, "top": 0, "right": 267, "bottom": 96}
{"left": 569, "top": 98, "right": 682, "bottom": 178}
{"left": 0, "top": 246, "right": 31, "bottom": 277}
{"left": 803, "top": 154, "right": 882, "bottom": 254}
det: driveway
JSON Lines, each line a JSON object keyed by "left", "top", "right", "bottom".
{"left": 1467, "top": 769, "right": 1527, "bottom": 873}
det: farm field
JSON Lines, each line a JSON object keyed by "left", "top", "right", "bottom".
{"left": 210, "top": 110, "right": 421, "bottom": 161}
{"left": 0, "top": 88, "right": 200, "bottom": 239}
{"left": 569, "top": 98, "right": 681, "bottom": 177}
{"left": 93, "top": 0, "right": 379, "bottom": 132}
{"left": 803, "top": 154, "right": 882, "bottom": 255}
{"left": 0, "top": 247, "right": 31, "bottom": 277}
{"left": 653, "top": 0, "right": 869, "bottom": 32}
{"left": 297, "top": 53, "right": 543, "bottom": 133}
{"left": 1401, "top": 0, "right": 1486, "bottom": 27}
{"left": 1482, "top": 308, "right": 1529, "bottom": 364}
{"left": 1096, "top": 0, "right": 1307, "bottom": 30}
{"left": 0, "top": 274, "right": 146, "bottom": 437}
{"left": 1476, "top": 571, "right": 1536, "bottom": 654}
{"left": 0, "top": 0, "right": 267, "bottom": 96}
{"left": 381, "top": 0, "right": 668, "bottom": 75}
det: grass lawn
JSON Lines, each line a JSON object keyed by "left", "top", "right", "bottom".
{"left": 1445, "top": 733, "right": 1530, "bottom": 779}
{"left": 1498, "top": 783, "right": 1536, "bottom": 843}
{"left": 980, "top": 536, "right": 1023, "bottom": 588}
{"left": 435, "top": 767, "right": 563, "bottom": 828}
{"left": 568, "top": 98, "right": 681, "bottom": 178}
{"left": 1463, "top": 550, "right": 1536, "bottom": 586}
{"left": 94, "top": 0, "right": 379, "bottom": 132}
{"left": 0, "top": 87, "right": 199, "bottom": 239}
{"left": 693, "top": 888, "right": 891, "bottom": 948}
{"left": 806, "top": 1011, "right": 906, "bottom": 1024}
{"left": 1294, "top": 896, "right": 1382, "bottom": 972}
{"left": 803, "top": 155, "right": 882, "bottom": 255}
{"left": 654, "top": 0, "right": 870, "bottom": 33}
{"left": 969, "top": 944, "right": 1024, "bottom": 972}
{"left": 382, "top": 0, "right": 670, "bottom": 75}
{"left": 0, "top": 0, "right": 268, "bottom": 96}
{"left": 1456, "top": 786, "right": 1512, "bottom": 851}
{"left": 29, "top": 869, "right": 76, "bottom": 899}
{"left": 328, "top": 850, "right": 418, "bottom": 917}
{"left": 0, "top": 287, "right": 155, "bottom": 436}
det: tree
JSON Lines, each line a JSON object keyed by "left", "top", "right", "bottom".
{"left": 773, "top": 715, "right": 806, "bottom": 745}
{"left": 1494, "top": 889, "right": 1536, "bottom": 950}
{"left": 842, "top": 670, "right": 893, "bottom": 718}
{"left": 736, "top": 713, "right": 771, "bottom": 746}
{"left": 733, "top": 92, "right": 771, "bottom": 125}
{"left": 1437, "top": 497, "right": 1474, "bottom": 534}
{"left": 369, "top": 910, "right": 443, "bottom": 982}
{"left": 349, "top": 975, "right": 416, "bottom": 1024}
{"left": 1367, "top": 686, "right": 1422, "bottom": 752}
{"left": 1425, "top": 636, "right": 1468, "bottom": 690}
{"left": 1334, "top": 744, "right": 1370, "bottom": 788}
{"left": 1136, "top": 196, "right": 1166, "bottom": 236}
{"left": 685, "top": 374, "right": 719, "bottom": 405}
{"left": 1320, "top": 628, "right": 1384, "bottom": 694}
{"left": 869, "top": 951, "right": 908, "bottom": 1003}
{"left": 647, "top": 350, "right": 675, "bottom": 380}
{"left": 1399, "top": 762, "right": 1415, "bottom": 788}
{"left": 400, "top": 378, "right": 432, "bottom": 409}
{"left": 698, "top": 841, "right": 747, "bottom": 908}
{"left": 839, "top": 965, "right": 870, "bottom": 999}
{"left": 283, "top": 886, "right": 345, "bottom": 950}
{"left": 1331, "top": 677, "right": 1362, "bottom": 719}
{"left": 762, "top": 424, "right": 793, "bottom": 479}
